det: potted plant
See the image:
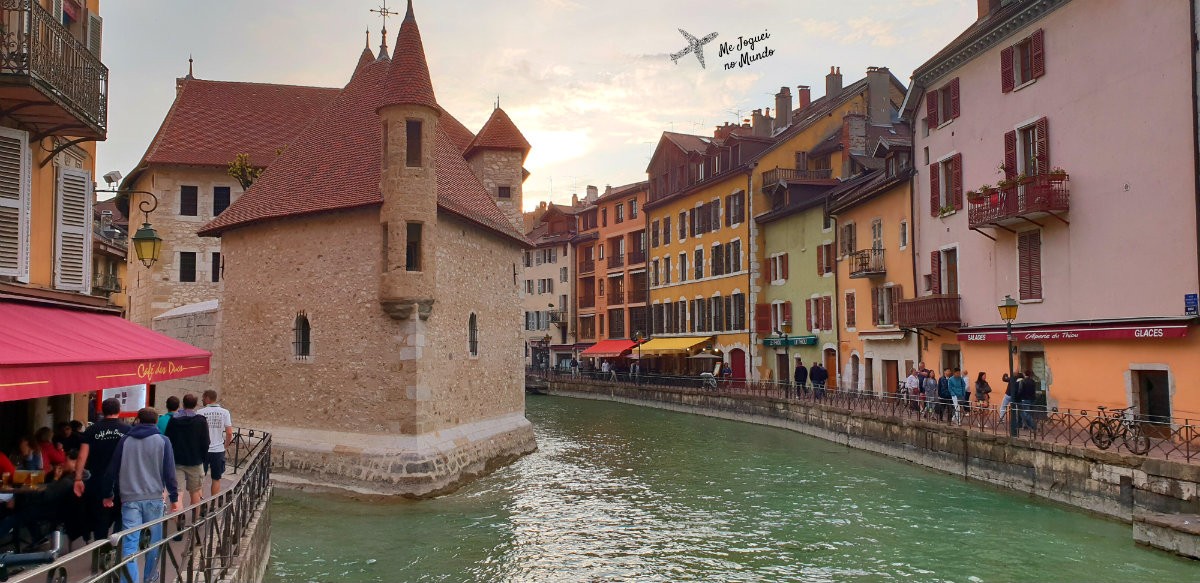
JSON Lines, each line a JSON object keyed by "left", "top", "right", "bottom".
{"left": 937, "top": 204, "right": 956, "bottom": 217}
{"left": 1047, "top": 166, "right": 1068, "bottom": 181}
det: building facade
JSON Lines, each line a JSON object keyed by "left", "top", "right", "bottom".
{"left": 198, "top": 4, "right": 537, "bottom": 496}
{"left": 523, "top": 204, "right": 577, "bottom": 368}
{"left": 902, "top": 0, "right": 1200, "bottom": 418}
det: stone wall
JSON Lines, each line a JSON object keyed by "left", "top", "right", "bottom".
{"left": 466, "top": 149, "right": 524, "bottom": 230}
{"left": 151, "top": 299, "right": 221, "bottom": 406}
{"left": 545, "top": 381, "right": 1200, "bottom": 523}
{"left": 219, "top": 489, "right": 272, "bottom": 583}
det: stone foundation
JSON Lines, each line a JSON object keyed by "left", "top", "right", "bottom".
{"left": 264, "top": 412, "right": 537, "bottom": 498}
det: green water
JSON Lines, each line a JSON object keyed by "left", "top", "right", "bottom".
{"left": 266, "top": 396, "right": 1197, "bottom": 582}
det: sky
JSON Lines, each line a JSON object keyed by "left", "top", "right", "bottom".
{"left": 96, "top": 0, "right": 976, "bottom": 210}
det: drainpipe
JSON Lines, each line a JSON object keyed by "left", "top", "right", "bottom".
{"left": 1192, "top": 0, "right": 1200, "bottom": 301}
{"left": 747, "top": 162, "right": 758, "bottom": 380}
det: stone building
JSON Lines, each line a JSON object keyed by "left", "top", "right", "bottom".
{"left": 198, "top": 2, "right": 537, "bottom": 496}
{"left": 522, "top": 203, "right": 579, "bottom": 368}
{"left": 121, "top": 74, "right": 338, "bottom": 326}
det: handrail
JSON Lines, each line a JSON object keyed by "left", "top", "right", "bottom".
{"left": 10, "top": 427, "right": 271, "bottom": 583}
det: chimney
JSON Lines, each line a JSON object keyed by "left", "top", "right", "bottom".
{"left": 586, "top": 185, "right": 598, "bottom": 202}
{"left": 977, "top": 0, "right": 1001, "bottom": 20}
{"left": 841, "top": 112, "right": 868, "bottom": 170}
{"left": 797, "top": 85, "right": 811, "bottom": 110}
{"left": 866, "top": 66, "right": 892, "bottom": 125}
{"left": 572, "top": 193, "right": 579, "bottom": 207}
{"left": 826, "top": 66, "right": 843, "bottom": 98}
{"left": 774, "top": 86, "right": 792, "bottom": 133}
{"left": 751, "top": 109, "right": 768, "bottom": 137}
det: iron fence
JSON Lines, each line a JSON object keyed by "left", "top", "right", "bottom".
{"left": 531, "top": 370, "right": 1199, "bottom": 463}
{"left": 8, "top": 427, "right": 271, "bottom": 583}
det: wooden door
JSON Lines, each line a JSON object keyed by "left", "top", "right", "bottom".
{"left": 884, "top": 360, "right": 899, "bottom": 395}
{"left": 823, "top": 348, "right": 838, "bottom": 390}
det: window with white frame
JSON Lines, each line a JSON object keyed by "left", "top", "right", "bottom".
{"left": 870, "top": 219, "right": 883, "bottom": 250}
{"left": 899, "top": 220, "right": 908, "bottom": 249}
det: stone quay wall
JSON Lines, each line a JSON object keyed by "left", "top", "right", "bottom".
{"left": 544, "top": 380, "right": 1200, "bottom": 528}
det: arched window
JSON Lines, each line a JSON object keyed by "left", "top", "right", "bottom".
{"left": 294, "top": 312, "right": 311, "bottom": 359}
{"left": 468, "top": 313, "right": 479, "bottom": 357}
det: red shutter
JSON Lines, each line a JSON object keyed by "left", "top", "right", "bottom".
{"left": 926, "top": 88, "right": 939, "bottom": 127}
{"left": 1001, "top": 46, "right": 1015, "bottom": 93}
{"left": 1030, "top": 29, "right": 1045, "bottom": 79}
{"left": 805, "top": 299, "right": 814, "bottom": 332}
{"left": 929, "top": 163, "right": 941, "bottom": 216}
{"left": 817, "top": 245, "right": 825, "bottom": 275}
{"left": 769, "top": 257, "right": 776, "bottom": 281}
{"left": 930, "top": 251, "right": 942, "bottom": 294}
{"left": 846, "top": 293, "right": 856, "bottom": 329}
{"left": 1034, "top": 117, "right": 1049, "bottom": 175}
{"left": 949, "top": 77, "right": 961, "bottom": 119}
{"left": 826, "top": 244, "right": 835, "bottom": 274}
{"left": 755, "top": 303, "right": 771, "bottom": 333}
{"left": 1029, "top": 233, "right": 1042, "bottom": 299}
{"left": 891, "top": 284, "right": 902, "bottom": 323}
{"left": 784, "top": 301, "right": 793, "bottom": 327}
{"left": 781, "top": 253, "right": 789, "bottom": 279}
{"left": 821, "top": 297, "right": 833, "bottom": 331}
{"left": 871, "top": 286, "right": 880, "bottom": 326}
{"left": 1018, "top": 232, "right": 1031, "bottom": 299}
{"left": 951, "top": 153, "right": 964, "bottom": 211}
{"left": 1004, "top": 131, "right": 1018, "bottom": 180}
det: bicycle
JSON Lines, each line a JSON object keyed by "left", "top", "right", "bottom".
{"left": 1088, "top": 406, "right": 1151, "bottom": 455}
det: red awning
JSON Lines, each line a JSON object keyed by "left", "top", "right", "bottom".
{"left": 958, "top": 322, "right": 1189, "bottom": 342}
{"left": 579, "top": 339, "right": 637, "bottom": 358}
{"left": 0, "top": 302, "right": 212, "bottom": 401}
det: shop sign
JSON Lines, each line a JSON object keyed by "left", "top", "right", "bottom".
{"left": 1186, "top": 293, "right": 1198, "bottom": 316}
{"left": 762, "top": 335, "right": 818, "bottom": 347}
{"left": 958, "top": 325, "right": 1189, "bottom": 342}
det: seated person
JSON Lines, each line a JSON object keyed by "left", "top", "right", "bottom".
{"left": 0, "top": 451, "right": 88, "bottom": 546}
{"left": 52, "top": 421, "right": 82, "bottom": 456}
{"left": 35, "top": 427, "right": 65, "bottom": 470}
{"left": 14, "top": 437, "right": 42, "bottom": 472}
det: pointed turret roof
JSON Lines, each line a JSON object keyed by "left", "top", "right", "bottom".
{"left": 355, "top": 46, "right": 374, "bottom": 75}
{"left": 379, "top": 0, "right": 437, "bottom": 112}
{"left": 465, "top": 107, "right": 531, "bottom": 159}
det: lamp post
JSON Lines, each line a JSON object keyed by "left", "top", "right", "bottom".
{"left": 998, "top": 295, "right": 1020, "bottom": 436}
{"left": 95, "top": 179, "right": 162, "bottom": 268}
{"left": 775, "top": 328, "right": 790, "bottom": 398}
{"left": 632, "top": 330, "right": 644, "bottom": 385}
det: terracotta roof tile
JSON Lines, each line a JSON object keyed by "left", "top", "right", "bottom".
{"left": 465, "top": 107, "right": 530, "bottom": 158}
{"left": 439, "top": 111, "right": 476, "bottom": 153}
{"left": 379, "top": 2, "right": 437, "bottom": 112}
{"left": 354, "top": 47, "right": 374, "bottom": 74}
{"left": 138, "top": 79, "right": 339, "bottom": 169}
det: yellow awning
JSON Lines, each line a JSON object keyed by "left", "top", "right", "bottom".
{"left": 637, "top": 336, "right": 714, "bottom": 356}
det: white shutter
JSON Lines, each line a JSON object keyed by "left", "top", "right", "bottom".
{"left": 0, "top": 127, "right": 29, "bottom": 279}
{"left": 52, "top": 0, "right": 63, "bottom": 22}
{"left": 54, "top": 167, "right": 92, "bottom": 291}
{"left": 87, "top": 14, "right": 103, "bottom": 57}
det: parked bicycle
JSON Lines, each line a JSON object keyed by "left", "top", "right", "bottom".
{"left": 1088, "top": 406, "right": 1151, "bottom": 455}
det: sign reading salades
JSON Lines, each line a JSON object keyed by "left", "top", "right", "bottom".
{"left": 958, "top": 324, "right": 1189, "bottom": 342}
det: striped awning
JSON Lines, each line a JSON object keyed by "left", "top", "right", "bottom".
{"left": 637, "top": 336, "right": 714, "bottom": 356}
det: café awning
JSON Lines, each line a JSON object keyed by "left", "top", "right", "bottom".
{"left": 0, "top": 302, "right": 212, "bottom": 402}
{"left": 579, "top": 339, "right": 637, "bottom": 358}
{"left": 638, "top": 336, "right": 714, "bottom": 356}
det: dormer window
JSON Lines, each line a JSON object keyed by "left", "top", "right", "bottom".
{"left": 406, "top": 120, "right": 422, "bottom": 167}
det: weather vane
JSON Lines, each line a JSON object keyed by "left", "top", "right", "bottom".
{"left": 371, "top": 0, "right": 398, "bottom": 55}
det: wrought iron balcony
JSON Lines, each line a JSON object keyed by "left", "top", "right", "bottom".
{"left": 579, "top": 259, "right": 595, "bottom": 274}
{"left": 0, "top": 0, "right": 108, "bottom": 139}
{"left": 607, "top": 254, "right": 624, "bottom": 269}
{"left": 91, "top": 272, "right": 120, "bottom": 293}
{"left": 896, "top": 294, "right": 961, "bottom": 329}
{"left": 627, "top": 249, "right": 646, "bottom": 265}
{"left": 627, "top": 286, "right": 647, "bottom": 304}
{"left": 761, "top": 167, "right": 834, "bottom": 188}
{"left": 968, "top": 174, "right": 1069, "bottom": 230}
{"left": 579, "top": 294, "right": 595, "bottom": 309}
{"left": 549, "top": 310, "right": 568, "bottom": 324}
{"left": 848, "top": 248, "right": 885, "bottom": 279}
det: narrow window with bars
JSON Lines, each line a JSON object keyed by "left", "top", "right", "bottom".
{"left": 468, "top": 313, "right": 480, "bottom": 356}
{"left": 293, "top": 312, "right": 311, "bottom": 359}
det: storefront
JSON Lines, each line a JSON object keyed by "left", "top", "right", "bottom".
{"left": 578, "top": 339, "right": 639, "bottom": 370}
{"left": 762, "top": 334, "right": 817, "bottom": 384}
{"left": 637, "top": 336, "right": 715, "bottom": 376}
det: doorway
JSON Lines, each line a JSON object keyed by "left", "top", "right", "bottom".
{"left": 1134, "top": 369, "right": 1171, "bottom": 437}
{"left": 850, "top": 354, "right": 861, "bottom": 391}
{"left": 884, "top": 360, "right": 899, "bottom": 395}
{"left": 729, "top": 348, "right": 746, "bottom": 380}
{"left": 823, "top": 348, "right": 838, "bottom": 390}
{"left": 775, "top": 352, "right": 789, "bottom": 386}
{"left": 942, "top": 248, "right": 959, "bottom": 294}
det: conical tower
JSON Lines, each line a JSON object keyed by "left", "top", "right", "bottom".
{"left": 377, "top": 0, "right": 440, "bottom": 321}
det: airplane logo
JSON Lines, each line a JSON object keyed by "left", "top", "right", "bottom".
{"left": 670, "top": 29, "right": 719, "bottom": 69}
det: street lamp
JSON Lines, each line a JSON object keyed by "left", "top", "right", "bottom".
{"left": 96, "top": 171, "right": 162, "bottom": 268}
{"left": 775, "top": 328, "right": 791, "bottom": 398}
{"left": 632, "top": 330, "right": 644, "bottom": 384}
{"left": 998, "top": 295, "right": 1020, "bottom": 436}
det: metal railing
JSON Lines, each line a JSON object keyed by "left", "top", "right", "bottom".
{"left": 579, "top": 295, "right": 595, "bottom": 309}
{"left": 91, "top": 272, "right": 120, "bottom": 293}
{"left": 0, "top": 0, "right": 109, "bottom": 135}
{"left": 627, "top": 286, "right": 647, "bottom": 304}
{"left": 9, "top": 427, "right": 272, "bottom": 583}
{"left": 848, "top": 248, "right": 885, "bottom": 278}
{"left": 92, "top": 225, "right": 127, "bottom": 250}
{"left": 895, "top": 294, "right": 961, "bottom": 328}
{"left": 579, "top": 260, "right": 595, "bottom": 274}
{"left": 761, "top": 167, "right": 833, "bottom": 186}
{"left": 607, "top": 255, "right": 624, "bottom": 269}
{"left": 627, "top": 250, "right": 646, "bottom": 265}
{"left": 531, "top": 370, "right": 1200, "bottom": 463}
{"left": 968, "top": 174, "right": 1069, "bottom": 228}
{"left": 548, "top": 310, "right": 568, "bottom": 324}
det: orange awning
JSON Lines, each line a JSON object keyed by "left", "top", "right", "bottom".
{"left": 579, "top": 339, "right": 637, "bottom": 358}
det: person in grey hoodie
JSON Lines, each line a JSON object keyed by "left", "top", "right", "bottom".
{"left": 101, "top": 408, "right": 180, "bottom": 583}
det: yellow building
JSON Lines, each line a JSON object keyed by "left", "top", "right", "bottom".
{"left": 827, "top": 139, "right": 917, "bottom": 394}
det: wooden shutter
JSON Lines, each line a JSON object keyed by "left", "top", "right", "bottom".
{"left": 783, "top": 301, "right": 793, "bottom": 327}
{"left": 816, "top": 245, "right": 825, "bottom": 275}
{"left": 724, "top": 296, "right": 733, "bottom": 330}
{"left": 805, "top": 299, "right": 814, "bottom": 332}
{"left": 1034, "top": 117, "right": 1049, "bottom": 175}
{"left": 890, "top": 284, "right": 903, "bottom": 324}
{"left": 929, "top": 162, "right": 940, "bottom": 216}
{"left": 769, "top": 256, "right": 776, "bottom": 281}
{"left": 754, "top": 303, "right": 772, "bottom": 334}
{"left": 1019, "top": 231, "right": 1043, "bottom": 300}
{"left": 825, "top": 244, "right": 835, "bottom": 274}
{"left": 714, "top": 244, "right": 723, "bottom": 276}
{"left": 1004, "top": 131, "right": 1018, "bottom": 180}
{"left": 1030, "top": 29, "right": 1046, "bottom": 79}
{"left": 724, "top": 195, "right": 732, "bottom": 227}
{"left": 87, "top": 14, "right": 103, "bottom": 57}
{"left": 845, "top": 293, "right": 855, "bottom": 329}
{"left": 930, "top": 251, "right": 942, "bottom": 294}
{"left": 949, "top": 78, "right": 961, "bottom": 119}
{"left": 871, "top": 286, "right": 880, "bottom": 326}
{"left": 712, "top": 199, "right": 721, "bottom": 231}
{"left": 54, "top": 167, "right": 92, "bottom": 292}
{"left": 781, "top": 253, "right": 789, "bottom": 280}
{"left": 926, "top": 88, "right": 939, "bottom": 127}
{"left": 1001, "top": 46, "right": 1015, "bottom": 93}
{"left": 0, "top": 127, "right": 29, "bottom": 278}
{"left": 951, "top": 153, "right": 964, "bottom": 211}
{"left": 821, "top": 297, "right": 833, "bottom": 331}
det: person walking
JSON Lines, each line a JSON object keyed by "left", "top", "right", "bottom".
{"left": 1017, "top": 370, "right": 1039, "bottom": 431}
{"left": 74, "top": 397, "right": 129, "bottom": 541}
{"left": 198, "top": 390, "right": 233, "bottom": 497}
{"left": 164, "top": 394, "right": 210, "bottom": 507}
{"left": 921, "top": 370, "right": 937, "bottom": 417}
{"left": 157, "top": 396, "right": 179, "bottom": 434}
{"left": 794, "top": 361, "right": 809, "bottom": 398}
{"left": 975, "top": 372, "right": 993, "bottom": 412}
{"left": 1006, "top": 372, "right": 1025, "bottom": 435}
{"left": 903, "top": 369, "right": 920, "bottom": 409}
{"left": 101, "top": 408, "right": 180, "bottom": 583}
{"left": 936, "top": 369, "right": 952, "bottom": 422}
{"left": 810, "top": 362, "right": 827, "bottom": 399}
{"left": 948, "top": 368, "right": 967, "bottom": 424}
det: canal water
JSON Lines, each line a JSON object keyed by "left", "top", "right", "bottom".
{"left": 266, "top": 396, "right": 1196, "bottom": 582}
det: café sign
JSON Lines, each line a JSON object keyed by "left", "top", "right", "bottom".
{"left": 762, "top": 335, "right": 818, "bottom": 347}
{"left": 958, "top": 324, "right": 1188, "bottom": 343}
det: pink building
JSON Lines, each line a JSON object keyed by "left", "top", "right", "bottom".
{"left": 902, "top": 0, "right": 1200, "bottom": 419}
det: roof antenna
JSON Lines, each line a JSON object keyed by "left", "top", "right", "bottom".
{"left": 186, "top": 54, "right": 194, "bottom": 79}
{"left": 371, "top": 0, "right": 397, "bottom": 59}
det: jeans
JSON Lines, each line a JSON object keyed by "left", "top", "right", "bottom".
{"left": 120, "top": 499, "right": 165, "bottom": 583}
{"left": 998, "top": 394, "right": 1012, "bottom": 421}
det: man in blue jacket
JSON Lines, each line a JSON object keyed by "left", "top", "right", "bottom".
{"left": 101, "top": 408, "right": 180, "bottom": 583}
{"left": 948, "top": 367, "right": 968, "bottom": 424}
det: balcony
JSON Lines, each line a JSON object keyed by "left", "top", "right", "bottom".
{"left": 627, "top": 286, "right": 647, "bottom": 304}
{"left": 968, "top": 174, "right": 1069, "bottom": 230}
{"left": 896, "top": 294, "right": 961, "bottom": 329}
{"left": 91, "top": 272, "right": 120, "bottom": 293}
{"left": 628, "top": 249, "right": 646, "bottom": 265}
{"left": 761, "top": 167, "right": 834, "bottom": 188}
{"left": 0, "top": 1, "right": 108, "bottom": 139}
{"left": 607, "top": 254, "right": 624, "bottom": 269}
{"left": 848, "top": 248, "right": 885, "bottom": 279}
{"left": 549, "top": 310, "right": 568, "bottom": 325}
{"left": 579, "top": 259, "right": 595, "bottom": 274}
{"left": 579, "top": 295, "right": 595, "bottom": 309}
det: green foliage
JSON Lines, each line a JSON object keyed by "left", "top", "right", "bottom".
{"left": 227, "top": 153, "right": 262, "bottom": 191}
